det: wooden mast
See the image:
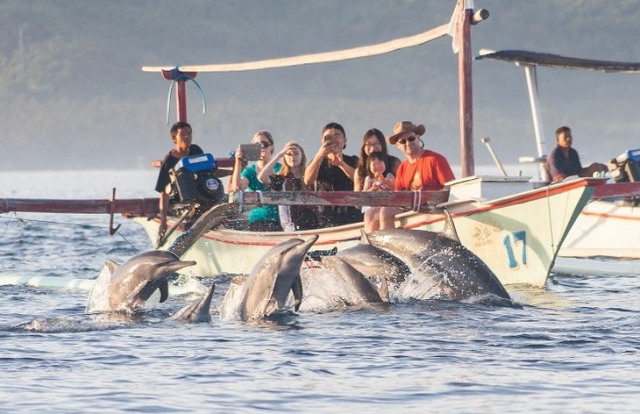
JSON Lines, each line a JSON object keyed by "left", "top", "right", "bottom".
{"left": 160, "top": 69, "right": 198, "bottom": 122}
{"left": 458, "top": 0, "right": 474, "bottom": 178}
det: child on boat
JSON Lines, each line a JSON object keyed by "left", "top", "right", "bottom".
{"left": 354, "top": 128, "right": 401, "bottom": 192}
{"left": 258, "top": 142, "right": 318, "bottom": 232}
{"left": 362, "top": 151, "right": 395, "bottom": 232}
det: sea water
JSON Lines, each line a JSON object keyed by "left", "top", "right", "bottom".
{"left": 1, "top": 169, "right": 639, "bottom": 414}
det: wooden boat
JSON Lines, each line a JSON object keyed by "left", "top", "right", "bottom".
{"left": 133, "top": 175, "right": 599, "bottom": 288}
{"left": 477, "top": 49, "right": 640, "bottom": 259}
{"left": 0, "top": 2, "right": 612, "bottom": 289}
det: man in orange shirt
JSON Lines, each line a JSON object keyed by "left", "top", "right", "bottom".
{"left": 380, "top": 121, "right": 455, "bottom": 229}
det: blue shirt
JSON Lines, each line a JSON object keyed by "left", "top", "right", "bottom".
{"left": 546, "top": 146, "right": 582, "bottom": 181}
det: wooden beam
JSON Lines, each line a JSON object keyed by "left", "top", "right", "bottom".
{"left": 0, "top": 198, "right": 159, "bottom": 215}
{"left": 592, "top": 182, "right": 640, "bottom": 199}
{"left": 142, "top": 24, "right": 450, "bottom": 73}
{"left": 231, "top": 190, "right": 449, "bottom": 210}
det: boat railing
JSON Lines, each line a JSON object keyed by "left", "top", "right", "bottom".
{"left": 228, "top": 189, "right": 450, "bottom": 214}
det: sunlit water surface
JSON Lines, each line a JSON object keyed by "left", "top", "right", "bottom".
{"left": 1, "top": 169, "right": 639, "bottom": 413}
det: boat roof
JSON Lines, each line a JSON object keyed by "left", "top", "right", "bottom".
{"left": 476, "top": 49, "right": 640, "bottom": 73}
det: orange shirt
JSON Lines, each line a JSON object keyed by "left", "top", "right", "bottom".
{"left": 394, "top": 150, "right": 455, "bottom": 191}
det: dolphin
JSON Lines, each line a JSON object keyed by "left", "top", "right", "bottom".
{"left": 171, "top": 284, "right": 215, "bottom": 323}
{"left": 320, "top": 256, "right": 389, "bottom": 304}
{"left": 96, "top": 250, "right": 196, "bottom": 313}
{"left": 89, "top": 202, "right": 236, "bottom": 315}
{"left": 336, "top": 231, "right": 411, "bottom": 287}
{"left": 220, "top": 235, "right": 318, "bottom": 321}
{"left": 365, "top": 227, "right": 511, "bottom": 302}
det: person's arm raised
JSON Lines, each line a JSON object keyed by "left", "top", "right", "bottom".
{"left": 258, "top": 146, "right": 287, "bottom": 185}
{"left": 336, "top": 156, "right": 355, "bottom": 181}
{"left": 229, "top": 145, "right": 249, "bottom": 191}
{"left": 304, "top": 141, "right": 332, "bottom": 186}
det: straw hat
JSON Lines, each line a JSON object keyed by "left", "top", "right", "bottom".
{"left": 387, "top": 121, "right": 426, "bottom": 144}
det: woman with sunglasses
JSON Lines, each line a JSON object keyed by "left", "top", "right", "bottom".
{"left": 230, "top": 130, "right": 282, "bottom": 231}
{"left": 379, "top": 121, "right": 455, "bottom": 230}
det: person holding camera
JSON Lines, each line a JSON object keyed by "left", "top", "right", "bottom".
{"left": 304, "top": 122, "right": 362, "bottom": 227}
{"left": 154, "top": 121, "right": 204, "bottom": 238}
{"left": 229, "top": 130, "right": 282, "bottom": 231}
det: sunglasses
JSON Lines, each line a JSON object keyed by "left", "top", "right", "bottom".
{"left": 258, "top": 141, "right": 272, "bottom": 149}
{"left": 397, "top": 135, "right": 417, "bottom": 145}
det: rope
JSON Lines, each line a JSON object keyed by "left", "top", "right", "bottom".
{"left": 545, "top": 185, "right": 555, "bottom": 252}
{"left": 165, "top": 66, "right": 208, "bottom": 125}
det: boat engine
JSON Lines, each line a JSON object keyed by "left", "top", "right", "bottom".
{"left": 167, "top": 153, "right": 226, "bottom": 216}
{"left": 609, "top": 149, "right": 640, "bottom": 183}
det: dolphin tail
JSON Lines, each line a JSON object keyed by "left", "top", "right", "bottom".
{"left": 441, "top": 210, "right": 460, "bottom": 242}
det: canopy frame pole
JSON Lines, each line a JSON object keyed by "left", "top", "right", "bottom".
{"left": 522, "top": 64, "right": 550, "bottom": 182}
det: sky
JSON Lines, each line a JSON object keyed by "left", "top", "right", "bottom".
{"left": 1, "top": 0, "right": 639, "bottom": 175}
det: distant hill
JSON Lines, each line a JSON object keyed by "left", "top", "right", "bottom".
{"left": 1, "top": 0, "right": 639, "bottom": 171}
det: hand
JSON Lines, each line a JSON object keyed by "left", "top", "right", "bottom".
{"left": 329, "top": 152, "right": 343, "bottom": 167}
{"left": 235, "top": 146, "right": 244, "bottom": 162}
{"left": 278, "top": 143, "right": 296, "bottom": 159}
{"left": 319, "top": 139, "right": 334, "bottom": 157}
{"left": 159, "top": 220, "right": 167, "bottom": 236}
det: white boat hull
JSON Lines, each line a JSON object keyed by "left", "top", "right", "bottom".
{"left": 134, "top": 177, "right": 597, "bottom": 288}
{"left": 559, "top": 199, "right": 640, "bottom": 258}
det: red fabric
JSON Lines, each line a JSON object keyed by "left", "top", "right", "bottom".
{"left": 394, "top": 150, "right": 455, "bottom": 191}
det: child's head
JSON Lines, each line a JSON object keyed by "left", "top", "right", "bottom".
{"left": 366, "top": 151, "right": 386, "bottom": 178}
{"left": 279, "top": 141, "right": 307, "bottom": 176}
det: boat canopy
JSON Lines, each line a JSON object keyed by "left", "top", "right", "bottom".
{"left": 476, "top": 49, "right": 640, "bottom": 74}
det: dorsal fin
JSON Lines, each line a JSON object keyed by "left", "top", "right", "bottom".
{"left": 359, "top": 229, "right": 372, "bottom": 245}
{"left": 378, "top": 276, "right": 389, "bottom": 302}
{"left": 441, "top": 210, "right": 460, "bottom": 242}
{"left": 104, "top": 260, "right": 119, "bottom": 275}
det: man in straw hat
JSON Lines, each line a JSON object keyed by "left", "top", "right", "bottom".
{"left": 380, "top": 121, "right": 455, "bottom": 229}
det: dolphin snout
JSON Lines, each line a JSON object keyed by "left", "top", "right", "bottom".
{"left": 163, "top": 260, "right": 197, "bottom": 273}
